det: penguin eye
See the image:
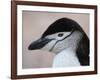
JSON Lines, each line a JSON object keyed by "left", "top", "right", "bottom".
{"left": 58, "top": 33, "right": 63, "bottom": 37}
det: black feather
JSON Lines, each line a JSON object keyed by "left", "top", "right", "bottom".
{"left": 42, "top": 18, "right": 83, "bottom": 38}
{"left": 76, "top": 33, "right": 89, "bottom": 65}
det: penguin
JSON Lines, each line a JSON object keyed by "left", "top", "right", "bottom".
{"left": 28, "top": 17, "right": 89, "bottom": 67}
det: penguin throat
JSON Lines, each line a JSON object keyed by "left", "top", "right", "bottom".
{"left": 52, "top": 49, "right": 81, "bottom": 67}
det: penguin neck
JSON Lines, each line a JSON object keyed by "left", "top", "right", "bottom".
{"left": 52, "top": 48, "right": 81, "bottom": 67}
{"left": 52, "top": 31, "right": 82, "bottom": 54}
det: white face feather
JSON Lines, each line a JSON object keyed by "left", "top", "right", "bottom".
{"left": 42, "top": 31, "right": 83, "bottom": 54}
{"left": 41, "top": 32, "right": 71, "bottom": 52}
{"left": 46, "top": 32, "right": 71, "bottom": 40}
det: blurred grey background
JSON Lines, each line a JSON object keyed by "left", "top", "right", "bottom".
{"left": 22, "top": 11, "right": 89, "bottom": 69}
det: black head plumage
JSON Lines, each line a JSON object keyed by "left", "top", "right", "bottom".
{"left": 42, "top": 18, "right": 83, "bottom": 38}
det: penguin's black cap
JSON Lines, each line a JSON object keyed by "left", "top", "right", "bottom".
{"left": 42, "top": 18, "right": 83, "bottom": 38}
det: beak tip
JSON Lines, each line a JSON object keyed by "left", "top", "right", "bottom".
{"left": 28, "top": 45, "right": 33, "bottom": 50}
{"left": 28, "top": 46, "right": 31, "bottom": 50}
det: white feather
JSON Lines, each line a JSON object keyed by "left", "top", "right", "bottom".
{"left": 52, "top": 49, "right": 80, "bottom": 67}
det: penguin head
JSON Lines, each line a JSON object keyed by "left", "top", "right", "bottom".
{"left": 28, "top": 17, "right": 89, "bottom": 55}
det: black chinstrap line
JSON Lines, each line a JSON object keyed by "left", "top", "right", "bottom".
{"left": 49, "top": 30, "right": 74, "bottom": 52}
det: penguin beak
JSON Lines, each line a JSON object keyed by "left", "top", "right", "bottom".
{"left": 28, "top": 38, "right": 53, "bottom": 50}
